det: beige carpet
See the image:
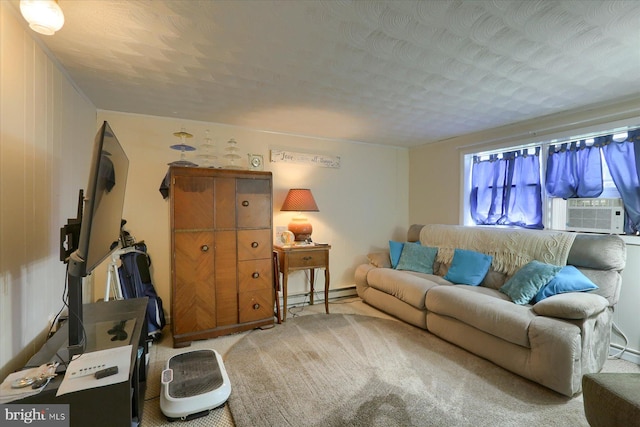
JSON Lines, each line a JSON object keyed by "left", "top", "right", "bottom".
{"left": 227, "top": 314, "right": 588, "bottom": 427}
{"left": 141, "top": 298, "right": 383, "bottom": 426}
{"left": 141, "top": 298, "right": 639, "bottom": 427}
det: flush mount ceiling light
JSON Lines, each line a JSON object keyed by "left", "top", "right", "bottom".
{"left": 20, "top": 0, "right": 65, "bottom": 36}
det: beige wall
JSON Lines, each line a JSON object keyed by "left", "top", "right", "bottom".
{"left": 0, "top": 2, "right": 97, "bottom": 379}
{"left": 408, "top": 101, "right": 640, "bottom": 360}
{"left": 95, "top": 111, "right": 409, "bottom": 321}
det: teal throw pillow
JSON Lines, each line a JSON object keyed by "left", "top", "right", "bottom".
{"left": 389, "top": 240, "right": 405, "bottom": 269}
{"left": 532, "top": 265, "right": 598, "bottom": 303}
{"left": 443, "top": 249, "right": 493, "bottom": 286}
{"left": 500, "top": 260, "right": 562, "bottom": 305}
{"left": 395, "top": 243, "right": 437, "bottom": 274}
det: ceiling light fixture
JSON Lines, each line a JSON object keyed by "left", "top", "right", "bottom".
{"left": 20, "top": 0, "right": 65, "bottom": 36}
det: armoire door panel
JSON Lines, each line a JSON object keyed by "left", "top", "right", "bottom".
{"left": 214, "top": 230, "right": 238, "bottom": 326}
{"left": 173, "top": 176, "right": 214, "bottom": 230}
{"left": 173, "top": 232, "right": 216, "bottom": 335}
{"left": 214, "top": 178, "right": 236, "bottom": 229}
{"left": 237, "top": 178, "right": 272, "bottom": 229}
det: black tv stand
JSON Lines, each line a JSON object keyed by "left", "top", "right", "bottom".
{"left": 15, "top": 298, "right": 149, "bottom": 427}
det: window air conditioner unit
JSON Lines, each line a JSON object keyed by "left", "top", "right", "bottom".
{"left": 566, "top": 198, "right": 624, "bottom": 234}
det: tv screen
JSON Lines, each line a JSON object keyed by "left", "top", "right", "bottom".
{"left": 63, "top": 121, "right": 129, "bottom": 357}
{"left": 68, "top": 121, "right": 129, "bottom": 277}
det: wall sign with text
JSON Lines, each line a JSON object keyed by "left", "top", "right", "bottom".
{"left": 270, "top": 150, "right": 341, "bottom": 168}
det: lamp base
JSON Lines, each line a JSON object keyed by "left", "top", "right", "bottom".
{"left": 288, "top": 218, "right": 312, "bottom": 242}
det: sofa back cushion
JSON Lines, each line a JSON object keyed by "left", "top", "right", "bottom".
{"left": 567, "top": 234, "right": 626, "bottom": 271}
{"left": 409, "top": 225, "right": 626, "bottom": 307}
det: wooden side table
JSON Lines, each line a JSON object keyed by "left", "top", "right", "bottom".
{"left": 274, "top": 244, "right": 331, "bottom": 321}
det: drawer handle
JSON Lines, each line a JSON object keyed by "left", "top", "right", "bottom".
{"left": 303, "top": 256, "right": 312, "bottom": 261}
{"left": 253, "top": 303, "right": 260, "bottom": 310}
{"left": 201, "top": 244, "right": 209, "bottom": 252}
{"left": 242, "top": 200, "right": 249, "bottom": 207}
{"left": 251, "top": 241, "right": 259, "bottom": 248}
{"left": 252, "top": 272, "right": 260, "bottom": 279}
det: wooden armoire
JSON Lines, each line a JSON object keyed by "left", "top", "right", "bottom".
{"left": 168, "top": 166, "right": 274, "bottom": 347}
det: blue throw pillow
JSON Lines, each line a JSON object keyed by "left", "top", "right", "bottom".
{"left": 395, "top": 243, "right": 437, "bottom": 274}
{"left": 443, "top": 249, "right": 493, "bottom": 286}
{"left": 500, "top": 260, "right": 562, "bottom": 305}
{"left": 389, "top": 240, "right": 405, "bottom": 269}
{"left": 532, "top": 265, "right": 598, "bottom": 303}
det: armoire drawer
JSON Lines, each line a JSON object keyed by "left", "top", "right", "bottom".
{"left": 238, "top": 258, "right": 273, "bottom": 292}
{"left": 237, "top": 229, "right": 272, "bottom": 261}
{"left": 239, "top": 289, "right": 273, "bottom": 323}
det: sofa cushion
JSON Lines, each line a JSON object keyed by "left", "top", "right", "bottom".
{"left": 426, "top": 286, "right": 535, "bottom": 348}
{"left": 568, "top": 234, "right": 626, "bottom": 271}
{"left": 389, "top": 240, "right": 405, "bottom": 268}
{"left": 577, "top": 268, "right": 621, "bottom": 307}
{"left": 532, "top": 265, "right": 598, "bottom": 303}
{"left": 367, "top": 252, "right": 391, "bottom": 268}
{"left": 366, "top": 268, "right": 449, "bottom": 310}
{"left": 533, "top": 292, "right": 608, "bottom": 319}
{"left": 500, "top": 261, "right": 562, "bottom": 305}
{"left": 452, "top": 285, "right": 512, "bottom": 301}
{"left": 443, "top": 249, "right": 492, "bottom": 286}
{"left": 480, "top": 269, "right": 508, "bottom": 290}
{"left": 396, "top": 243, "right": 438, "bottom": 274}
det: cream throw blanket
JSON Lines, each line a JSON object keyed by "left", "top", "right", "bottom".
{"left": 419, "top": 224, "right": 577, "bottom": 276}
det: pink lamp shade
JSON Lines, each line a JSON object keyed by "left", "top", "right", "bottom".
{"left": 280, "top": 189, "right": 319, "bottom": 241}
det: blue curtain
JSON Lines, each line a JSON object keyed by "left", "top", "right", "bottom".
{"left": 470, "top": 149, "right": 543, "bottom": 229}
{"left": 470, "top": 154, "right": 504, "bottom": 225}
{"left": 546, "top": 141, "right": 603, "bottom": 198}
{"left": 602, "top": 130, "right": 640, "bottom": 234}
{"left": 576, "top": 141, "right": 604, "bottom": 197}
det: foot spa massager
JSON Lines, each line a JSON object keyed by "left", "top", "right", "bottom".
{"left": 160, "top": 349, "right": 231, "bottom": 421}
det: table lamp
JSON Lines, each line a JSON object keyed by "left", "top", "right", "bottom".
{"left": 280, "top": 189, "right": 319, "bottom": 242}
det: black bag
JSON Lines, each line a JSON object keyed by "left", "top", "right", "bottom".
{"left": 118, "top": 242, "right": 166, "bottom": 340}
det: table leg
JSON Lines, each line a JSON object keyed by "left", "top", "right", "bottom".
{"left": 324, "top": 268, "right": 330, "bottom": 314}
{"left": 273, "top": 252, "right": 281, "bottom": 324}
{"left": 309, "top": 268, "right": 315, "bottom": 305}
{"left": 282, "top": 270, "right": 288, "bottom": 322}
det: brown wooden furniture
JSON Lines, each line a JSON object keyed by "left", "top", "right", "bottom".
{"left": 274, "top": 244, "right": 331, "bottom": 321}
{"left": 169, "top": 167, "right": 274, "bottom": 347}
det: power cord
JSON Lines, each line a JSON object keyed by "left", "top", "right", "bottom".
{"left": 287, "top": 294, "right": 310, "bottom": 319}
{"left": 608, "top": 321, "right": 629, "bottom": 359}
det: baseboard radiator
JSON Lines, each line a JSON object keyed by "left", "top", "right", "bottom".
{"left": 609, "top": 344, "right": 640, "bottom": 365}
{"left": 282, "top": 286, "right": 358, "bottom": 308}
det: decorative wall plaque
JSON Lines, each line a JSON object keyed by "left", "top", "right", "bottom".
{"left": 270, "top": 150, "right": 341, "bottom": 168}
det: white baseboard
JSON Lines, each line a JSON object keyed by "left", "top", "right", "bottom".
{"left": 609, "top": 344, "right": 640, "bottom": 365}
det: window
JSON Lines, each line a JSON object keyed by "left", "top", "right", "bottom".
{"left": 463, "top": 125, "right": 639, "bottom": 234}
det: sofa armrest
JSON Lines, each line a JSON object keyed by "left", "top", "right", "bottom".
{"left": 367, "top": 251, "right": 391, "bottom": 268}
{"left": 533, "top": 292, "right": 608, "bottom": 319}
{"left": 355, "top": 263, "right": 378, "bottom": 297}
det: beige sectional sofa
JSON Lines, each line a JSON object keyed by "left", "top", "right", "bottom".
{"left": 355, "top": 224, "right": 626, "bottom": 397}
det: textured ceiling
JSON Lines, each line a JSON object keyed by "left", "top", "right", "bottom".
{"left": 25, "top": 0, "right": 640, "bottom": 147}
